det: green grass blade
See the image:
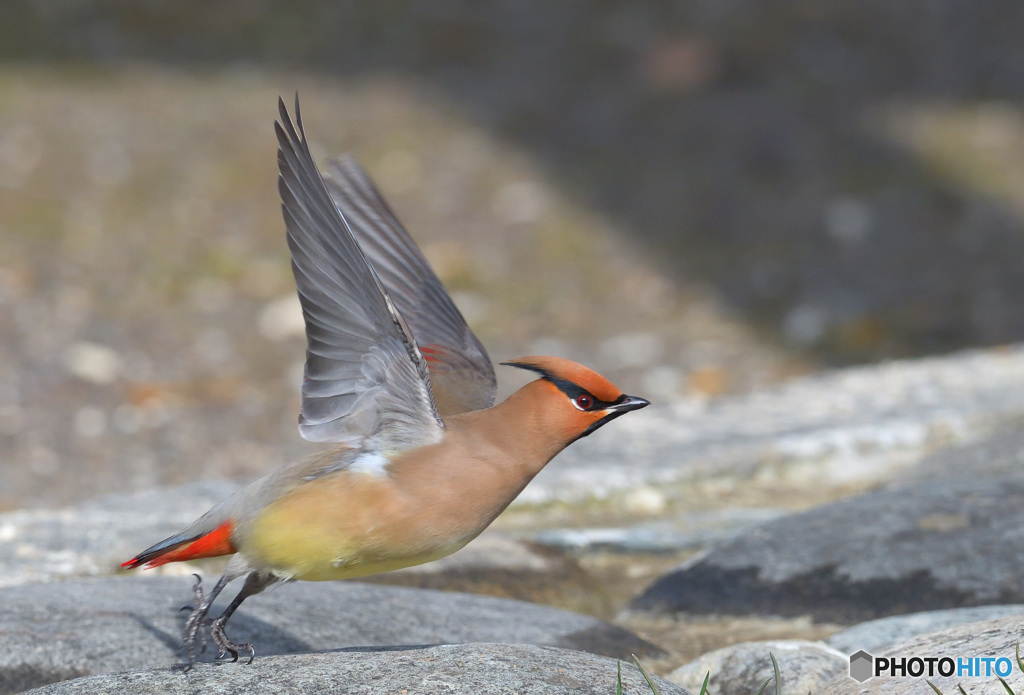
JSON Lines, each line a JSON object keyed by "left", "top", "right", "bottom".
{"left": 1017, "top": 643, "right": 1024, "bottom": 675}
{"left": 958, "top": 686, "right": 968, "bottom": 695}
{"left": 755, "top": 677, "right": 773, "bottom": 695}
{"left": 998, "top": 676, "right": 1016, "bottom": 695}
{"left": 770, "top": 652, "right": 782, "bottom": 695}
{"left": 698, "top": 671, "right": 710, "bottom": 695}
{"left": 926, "top": 681, "right": 945, "bottom": 695}
{"left": 631, "top": 655, "right": 661, "bottom": 695}
{"left": 616, "top": 659, "right": 623, "bottom": 695}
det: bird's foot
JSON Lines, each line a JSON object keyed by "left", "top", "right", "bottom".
{"left": 178, "top": 571, "right": 260, "bottom": 668}
{"left": 180, "top": 574, "right": 212, "bottom": 670}
{"left": 211, "top": 615, "right": 255, "bottom": 664}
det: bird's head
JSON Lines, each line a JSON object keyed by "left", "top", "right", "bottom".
{"left": 501, "top": 356, "right": 650, "bottom": 443}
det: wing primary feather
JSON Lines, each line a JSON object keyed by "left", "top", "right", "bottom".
{"left": 321, "top": 154, "right": 497, "bottom": 415}
{"left": 278, "top": 99, "right": 421, "bottom": 370}
{"left": 276, "top": 95, "right": 444, "bottom": 445}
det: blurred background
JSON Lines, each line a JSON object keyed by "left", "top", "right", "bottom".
{"left": 2, "top": 0, "right": 1024, "bottom": 510}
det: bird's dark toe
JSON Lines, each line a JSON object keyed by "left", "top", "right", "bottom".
{"left": 210, "top": 617, "right": 253, "bottom": 665}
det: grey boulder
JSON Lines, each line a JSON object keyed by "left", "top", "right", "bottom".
{"left": 21, "top": 644, "right": 690, "bottom": 695}
{"left": 533, "top": 508, "right": 786, "bottom": 555}
{"left": 669, "top": 640, "right": 847, "bottom": 695}
{"left": 827, "top": 604, "right": 1024, "bottom": 655}
{"left": 0, "top": 576, "right": 663, "bottom": 694}
{"left": 630, "top": 476, "right": 1024, "bottom": 622}
{"left": 893, "top": 427, "right": 1024, "bottom": 486}
{"left": 822, "top": 615, "right": 1024, "bottom": 694}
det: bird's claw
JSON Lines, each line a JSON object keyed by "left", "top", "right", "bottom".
{"left": 211, "top": 616, "right": 255, "bottom": 664}
{"left": 181, "top": 575, "right": 211, "bottom": 668}
{"left": 179, "top": 574, "right": 254, "bottom": 668}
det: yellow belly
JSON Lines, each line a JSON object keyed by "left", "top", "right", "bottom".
{"left": 287, "top": 546, "right": 462, "bottom": 582}
{"left": 242, "top": 470, "right": 479, "bottom": 581}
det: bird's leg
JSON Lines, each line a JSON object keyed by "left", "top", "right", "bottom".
{"left": 181, "top": 573, "right": 233, "bottom": 669}
{"left": 209, "top": 572, "right": 271, "bottom": 664}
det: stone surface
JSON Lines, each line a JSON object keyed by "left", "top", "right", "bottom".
{"left": 893, "top": 427, "right": 1024, "bottom": 486}
{"left": 0, "top": 481, "right": 240, "bottom": 587}
{"left": 669, "top": 640, "right": 846, "bottom": 695}
{"left": 533, "top": 509, "right": 785, "bottom": 555}
{"left": 362, "top": 533, "right": 611, "bottom": 615}
{"left": 629, "top": 475, "right": 1024, "bottom": 623}
{"left": 822, "top": 615, "right": 1024, "bottom": 694}
{"left": 21, "top": 644, "right": 689, "bottom": 695}
{"left": 826, "top": 605, "right": 1024, "bottom": 655}
{"left": 0, "top": 576, "right": 664, "bottom": 694}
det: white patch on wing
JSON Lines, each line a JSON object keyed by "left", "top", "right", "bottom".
{"left": 348, "top": 451, "right": 391, "bottom": 476}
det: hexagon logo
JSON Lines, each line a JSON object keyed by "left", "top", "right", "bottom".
{"left": 850, "top": 650, "right": 873, "bottom": 682}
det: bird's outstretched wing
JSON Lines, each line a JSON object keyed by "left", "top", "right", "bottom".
{"left": 322, "top": 156, "right": 496, "bottom": 416}
{"left": 276, "top": 96, "right": 443, "bottom": 449}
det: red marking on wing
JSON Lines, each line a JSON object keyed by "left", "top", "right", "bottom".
{"left": 419, "top": 343, "right": 446, "bottom": 364}
{"left": 120, "top": 520, "right": 236, "bottom": 570}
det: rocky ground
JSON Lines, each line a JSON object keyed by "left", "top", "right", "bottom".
{"left": 6, "top": 346, "right": 1024, "bottom": 693}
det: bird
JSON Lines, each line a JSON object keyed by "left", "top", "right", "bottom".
{"left": 121, "top": 95, "right": 650, "bottom": 668}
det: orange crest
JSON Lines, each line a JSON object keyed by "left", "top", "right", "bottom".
{"left": 501, "top": 356, "right": 623, "bottom": 402}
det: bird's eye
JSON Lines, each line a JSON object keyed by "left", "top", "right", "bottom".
{"left": 573, "top": 394, "right": 593, "bottom": 411}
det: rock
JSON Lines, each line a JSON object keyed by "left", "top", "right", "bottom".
{"left": 361, "top": 532, "right": 612, "bottom": 615}
{"left": 0, "top": 576, "right": 665, "bottom": 693}
{"left": 669, "top": 640, "right": 846, "bottom": 695}
{"left": 20, "top": 644, "right": 689, "bottom": 695}
{"left": 526, "top": 346, "right": 1024, "bottom": 506}
{"left": 533, "top": 508, "right": 785, "bottom": 554}
{"left": 822, "top": 615, "right": 1024, "bottom": 694}
{"left": 619, "top": 611, "right": 845, "bottom": 667}
{"left": 629, "top": 475, "right": 1024, "bottom": 623}
{"left": 893, "top": 427, "right": 1024, "bottom": 486}
{"left": 0, "top": 481, "right": 240, "bottom": 587}
{"left": 60, "top": 342, "right": 121, "bottom": 385}
{"left": 826, "top": 605, "right": 1024, "bottom": 655}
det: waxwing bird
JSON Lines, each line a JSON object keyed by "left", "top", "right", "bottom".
{"left": 122, "top": 96, "right": 650, "bottom": 668}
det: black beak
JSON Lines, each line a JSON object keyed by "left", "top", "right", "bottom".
{"left": 609, "top": 395, "right": 650, "bottom": 413}
{"left": 577, "top": 393, "right": 650, "bottom": 440}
